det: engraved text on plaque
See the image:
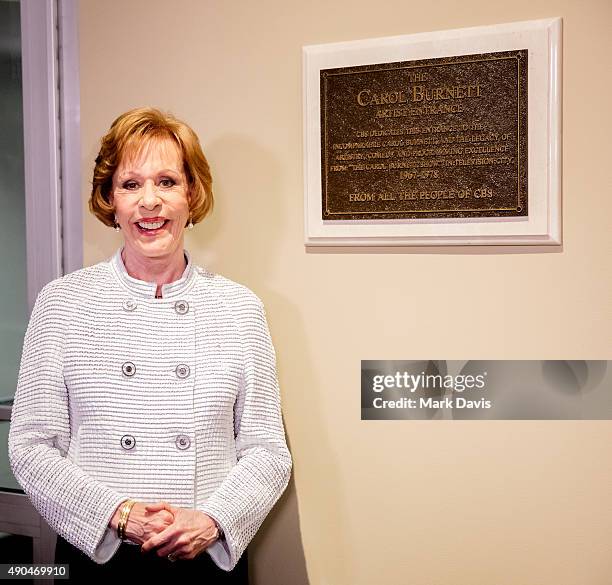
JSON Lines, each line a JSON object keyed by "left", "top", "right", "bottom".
{"left": 320, "top": 50, "right": 528, "bottom": 220}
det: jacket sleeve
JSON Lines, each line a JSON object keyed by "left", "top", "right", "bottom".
{"left": 200, "top": 296, "right": 292, "bottom": 571}
{"left": 8, "top": 281, "right": 127, "bottom": 563}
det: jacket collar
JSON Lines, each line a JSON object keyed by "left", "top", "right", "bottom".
{"left": 110, "top": 246, "right": 197, "bottom": 299}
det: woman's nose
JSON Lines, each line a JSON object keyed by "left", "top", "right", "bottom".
{"left": 140, "top": 180, "right": 161, "bottom": 208}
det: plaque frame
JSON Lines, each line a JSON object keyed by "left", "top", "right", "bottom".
{"left": 303, "top": 18, "right": 562, "bottom": 247}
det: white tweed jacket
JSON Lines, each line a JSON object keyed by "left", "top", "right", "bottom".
{"left": 8, "top": 247, "right": 292, "bottom": 571}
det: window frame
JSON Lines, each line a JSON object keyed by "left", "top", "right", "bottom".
{"left": 0, "top": 0, "right": 81, "bottom": 420}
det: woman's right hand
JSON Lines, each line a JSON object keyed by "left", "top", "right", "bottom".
{"left": 110, "top": 501, "right": 175, "bottom": 546}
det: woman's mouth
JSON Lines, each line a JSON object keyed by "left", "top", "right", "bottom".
{"left": 135, "top": 219, "right": 169, "bottom": 235}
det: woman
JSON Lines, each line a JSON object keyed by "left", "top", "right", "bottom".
{"left": 8, "top": 107, "right": 292, "bottom": 582}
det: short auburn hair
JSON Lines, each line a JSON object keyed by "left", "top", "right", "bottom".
{"left": 89, "top": 107, "right": 213, "bottom": 227}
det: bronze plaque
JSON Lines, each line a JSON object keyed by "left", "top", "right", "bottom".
{"left": 321, "top": 50, "right": 528, "bottom": 220}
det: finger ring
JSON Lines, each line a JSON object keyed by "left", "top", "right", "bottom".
{"left": 167, "top": 553, "right": 177, "bottom": 562}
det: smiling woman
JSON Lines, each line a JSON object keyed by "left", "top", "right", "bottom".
{"left": 110, "top": 138, "right": 192, "bottom": 291}
{"left": 89, "top": 108, "right": 214, "bottom": 298}
{"left": 8, "top": 108, "right": 292, "bottom": 583}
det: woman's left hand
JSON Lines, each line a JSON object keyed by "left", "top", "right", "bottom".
{"left": 140, "top": 503, "right": 220, "bottom": 560}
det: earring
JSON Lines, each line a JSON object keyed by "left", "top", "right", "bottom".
{"left": 114, "top": 217, "right": 121, "bottom": 231}
{"left": 187, "top": 215, "right": 194, "bottom": 230}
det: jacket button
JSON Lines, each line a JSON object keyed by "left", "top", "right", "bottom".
{"left": 175, "top": 435, "right": 191, "bottom": 450}
{"left": 121, "top": 435, "right": 136, "bottom": 450}
{"left": 175, "top": 364, "right": 190, "bottom": 379}
{"left": 174, "top": 300, "right": 189, "bottom": 315}
{"left": 122, "top": 299, "right": 137, "bottom": 312}
{"left": 122, "top": 362, "right": 136, "bottom": 377}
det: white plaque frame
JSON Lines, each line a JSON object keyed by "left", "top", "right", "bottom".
{"left": 303, "top": 18, "right": 562, "bottom": 247}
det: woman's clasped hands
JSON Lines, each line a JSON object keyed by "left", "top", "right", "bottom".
{"left": 139, "top": 502, "right": 220, "bottom": 561}
{"left": 111, "top": 501, "right": 173, "bottom": 546}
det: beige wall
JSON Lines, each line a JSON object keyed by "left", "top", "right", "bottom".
{"left": 78, "top": 1, "right": 612, "bottom": 583}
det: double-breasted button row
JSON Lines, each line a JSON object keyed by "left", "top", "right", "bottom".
{"left": 121, "top": 362, "right": 190, "bottom": 379}
{"left": 121, "top": 299, "right": 190, "bottom": 314}
{"left": 119, "top": 434, "right": 191, "bottom": 451}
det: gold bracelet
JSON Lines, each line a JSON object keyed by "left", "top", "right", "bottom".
{"left": 117, "top": 502, "right": 128, "bottom": 540}
{"left": 118, "top": 499, "right": 135, "bottom": 540}
{"left": 117, "top": 499, "right": 136, "bottom": 541}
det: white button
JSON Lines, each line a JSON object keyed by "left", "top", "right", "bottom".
{"left": 121, "top": 435, "right": 136, "bottom": 450}
{"left": 175, "top": 364, "right": 190, "bottom": 379}
{"left": 174, "top": 300, "right": 189, "bottom": 315}
{"left": 122, "top": 362, "right": 136, "bottom": 377}
{"left": 122, "top": 299, "right": 137, "bottom": 312}
{"left": 175, "top": 435, "right": 191, "bottom": 450}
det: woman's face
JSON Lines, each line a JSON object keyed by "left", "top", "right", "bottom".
{"left": 110, "top": 138, "right": 190, "bottom": 262}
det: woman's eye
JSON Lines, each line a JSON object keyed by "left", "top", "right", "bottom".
{"left": 159, "top": 178, "right": 176, "bottom": 188}
{"left": 122, "top": 180, "right": 139, "bottom": 190}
